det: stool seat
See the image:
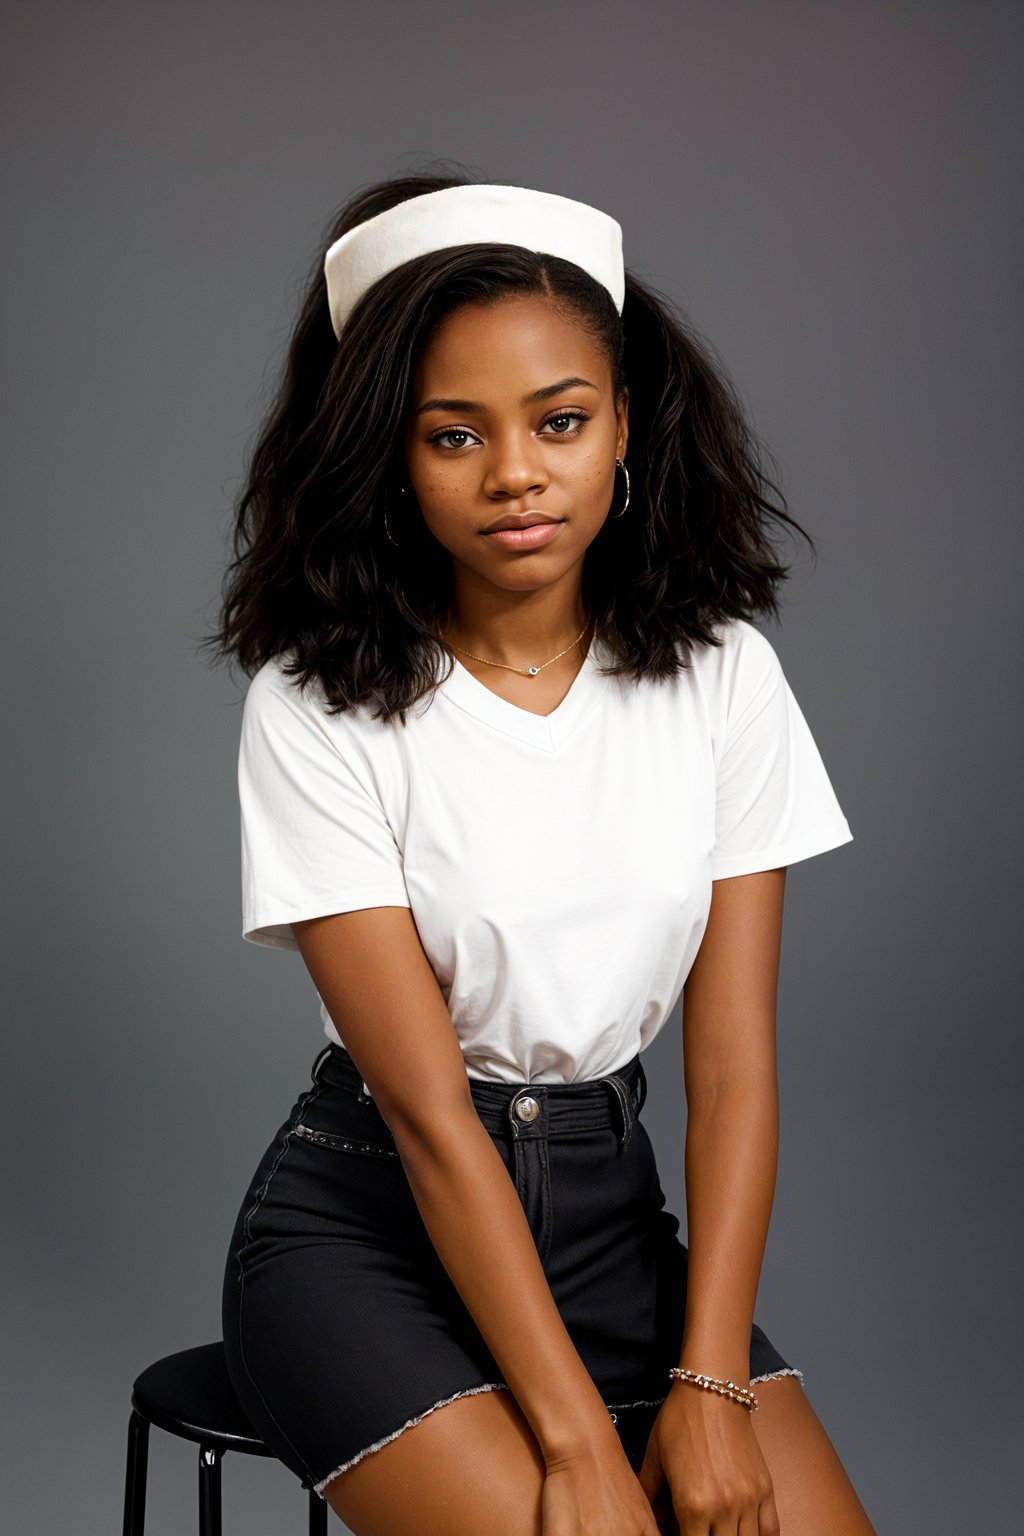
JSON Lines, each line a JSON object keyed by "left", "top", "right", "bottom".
{"left": 122, "top": 1339, "right": 327, "bottom": 1535}
{"left": 131, "top": 1342, "right": 271, "bottom": 1455}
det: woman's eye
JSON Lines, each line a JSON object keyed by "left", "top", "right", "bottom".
{"left": 430, "top": 428, "right": 476, "bottom": 450}
{"left": 542, "top": 411, "right": 588, "bottom": 435}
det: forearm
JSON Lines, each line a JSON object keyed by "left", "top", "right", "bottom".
{"left": 679, "top": 1075, "right": 779, "bottom": 1384}
{"left": 390, "top": 1106, "right": 617, "bottom": 1464}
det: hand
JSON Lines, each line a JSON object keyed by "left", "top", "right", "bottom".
{"left": 636, "top": 1386, "right": 780, "bottom": 1535}
{"left": 541, "top": 1435, "right": 660, "bottom": 1535}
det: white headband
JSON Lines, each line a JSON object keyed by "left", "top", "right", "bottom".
{"left": 323, "top": 183, "right": 625, "bottom": 341}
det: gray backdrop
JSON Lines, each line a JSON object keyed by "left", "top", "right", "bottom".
{"left": 3, "top": 2, "right": 1021, "bottom": 1531}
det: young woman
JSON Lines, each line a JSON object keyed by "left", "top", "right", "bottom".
{"left": 209, "top": 174, "right": 876, "bottom": 1536}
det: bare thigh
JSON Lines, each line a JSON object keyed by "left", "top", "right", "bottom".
{"left": 749, "top": 1376, "right": 877, "bottom": 1535}
{"left": 321, "top": 1387, "right": 547, "bottom": 1536}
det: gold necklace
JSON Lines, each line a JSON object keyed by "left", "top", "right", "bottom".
{"left": 442, "top": 619, "right": 592, "bottom": 677}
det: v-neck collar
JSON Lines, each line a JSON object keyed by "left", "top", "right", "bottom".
{"left": 437, "top": 633, "right": 612, "bottom": 752}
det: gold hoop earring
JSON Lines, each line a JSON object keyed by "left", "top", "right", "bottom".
{"left": 385, "top": 486, "right": 406, "bottom": 548}
{"left": 611, "top": 457, "right": 630, "bottom": 518}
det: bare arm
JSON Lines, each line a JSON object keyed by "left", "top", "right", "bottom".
{"left": 291, "top": 906, "right": 620, "bottom": 1466}
{"left": 678, "top": 867, "right": 786, "bottom": 1384}
{"left": 629, "top": 874, "right": 787, "bottom": 1536}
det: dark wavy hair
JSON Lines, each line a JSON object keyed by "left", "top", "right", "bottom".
{"left": 201, "top": 170, "right": 815, "bottom": 725}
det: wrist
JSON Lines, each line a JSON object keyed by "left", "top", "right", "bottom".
{"left": 667, "top": 1365, "right": 759, "bottom": 1414}
{"left": 677, "top": 1343, "right": 751, "bottom": 1389}
{"left": 675, "top": 1363, "right": 751, "bottom": 1386}
{"left": 538, "top": 1403, "right": 621, "bottom": 1468}
{"left": 665, "top": 1380, "right": 755, "bottom": 1421}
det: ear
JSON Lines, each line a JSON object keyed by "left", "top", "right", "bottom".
{"left": 615, "top": 387, "right": 629, "bottom": 461}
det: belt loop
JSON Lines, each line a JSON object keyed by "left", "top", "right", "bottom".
{"left": 311, "top": 1043, "right": 373, "bottom": 1102}
{"left": 311, "top": 1044, "right": 333, "bottom": 1084}
{"left": 600, "top": 1073, "right": 635, "bottom": 1154}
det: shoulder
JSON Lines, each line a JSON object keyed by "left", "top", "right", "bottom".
{"left": 242, "top": 655, "right": 324, "bottom": 738}
{"left": 243, "top": 655, "right": 297, "bottom": 711}
{"left": 241, "top": 656, "right": 358, "bottom": 755}
{"left": 242, "top": 655, "right": 378, "bottom": 731}
{"left": 700, "top": 615, "right": 779, "bottom": 667}
{"left": 240, "top": 656, "right": 409, "bottom": 782}
{"left": 679, "top": 617, "right": 783, "bottom": 701}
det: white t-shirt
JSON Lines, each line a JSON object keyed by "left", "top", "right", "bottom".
{"left": 238, "top": 618, "right": 853, "bottom": 1085}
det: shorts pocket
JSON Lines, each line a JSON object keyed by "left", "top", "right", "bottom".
{"left": 293, "top": 1121, "right": 401, "bottom": 1160}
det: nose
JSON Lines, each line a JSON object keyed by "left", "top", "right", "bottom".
{"left": 482, "top": 431, "right": 549, "bottom": 501}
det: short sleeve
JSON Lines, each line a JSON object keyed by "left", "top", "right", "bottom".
{"left": 710, "top": 623, "right": 854, "bottom": 880}
{"left": 238, "top": 661, "right": 411, "bottom": 950}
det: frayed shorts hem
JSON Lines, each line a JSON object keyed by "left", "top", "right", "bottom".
{"left": 311, "top": 1368, "right": 805, "bottom": 1496}
{"left": 749, "top": 1365, "right": 805, "bottom": 1386}
{"left": 313, "top": 1382, "right": 511, "bottom": 1496}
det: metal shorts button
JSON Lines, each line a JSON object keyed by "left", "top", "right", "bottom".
{"left": 514, "top": 1094, "right": 540, "bottom": 1122}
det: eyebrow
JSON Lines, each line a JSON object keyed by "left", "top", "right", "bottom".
{"left": 414, "top": 376, "right": 599, "bottom": 417}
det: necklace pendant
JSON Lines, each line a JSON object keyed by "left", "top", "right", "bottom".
{"left": 528, "top": 666, "right": 539, "bottom": 676}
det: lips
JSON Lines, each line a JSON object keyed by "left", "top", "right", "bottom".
{"left": 482, "top": 521, "right": 564, "bottom": 551}
{"left": 481, "top": 513, "right": 561, "bottom": 533}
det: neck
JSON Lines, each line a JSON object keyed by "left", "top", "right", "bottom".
{"left": 437, "top": 587, "right": 591, "bottom": 668}
{"left": 441, "top": 614, "right": 592, "bottom": 669}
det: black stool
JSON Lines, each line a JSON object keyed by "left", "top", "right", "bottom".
{"left": 122, "top": 1341, "right": 328, "bottom": 1535}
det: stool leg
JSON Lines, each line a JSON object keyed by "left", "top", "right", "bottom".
{"left": 309, "top": 1486, "right": 328, "bottom": 1535}
{"left": 122, "top": 1409, "right": 150, "bottom": 1536}
{"left": 198, "top": 1443, "right": 222, "bottom": 1536}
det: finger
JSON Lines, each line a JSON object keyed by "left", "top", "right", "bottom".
{"left": 638, "top": 1460, "right": 668, "bottom": 1513}
{"left": 638, "top": 1471, "right": 662, "bottom": 1507}
{"left": 758, "top": 1492, "right": 782, "bottom": 1536}
{"left": 647, "top": 1486, "right": 678, "bottom": 1533}
{"left": 708, "top": 1490, "right": 770, "bottom": 1536}
{"left": 711, "top": 1508, "right": 753, "bottom": 1536}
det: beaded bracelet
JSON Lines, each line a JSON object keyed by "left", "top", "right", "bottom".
{"left": 668, "top": 1366, "right": 759, "bottom": 1412}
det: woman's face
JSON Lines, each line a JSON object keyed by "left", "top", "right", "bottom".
{"left": 402, "top": 293, "right": 628, "bottom": 602}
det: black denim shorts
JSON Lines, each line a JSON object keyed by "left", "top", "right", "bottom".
{"left": 221, "top": 1043, "right": 799, "bottom": 1500}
